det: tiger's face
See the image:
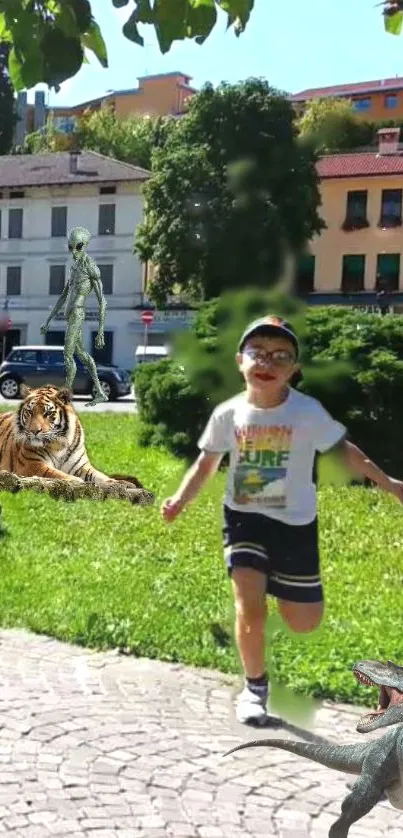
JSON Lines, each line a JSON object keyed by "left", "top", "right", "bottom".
{"left": 16, "top": 385, "right": 73, "bottom": 448}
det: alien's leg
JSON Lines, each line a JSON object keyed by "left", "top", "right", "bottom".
{"left": 74, "top": 331, "right": 108, "bottom": 405}
{"left": 64, "top": 312, "right": 84, "bottom": 390}
{"left": 329, "top": 764, "right": 385, "bottom": 838}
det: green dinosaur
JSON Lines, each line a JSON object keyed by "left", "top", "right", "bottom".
{"left": 225, "top": 659, "right": 403, "bottom": 837}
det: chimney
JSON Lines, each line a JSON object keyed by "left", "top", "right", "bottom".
{"left": 69, "top": 149, "right": 81, "bottom": 174}
{"left": 377, "top": 127, "right": 400, "bottom": 155}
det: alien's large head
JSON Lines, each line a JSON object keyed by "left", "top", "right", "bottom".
{"left": 68, "top": 227, "right": 91, "bottom": 263}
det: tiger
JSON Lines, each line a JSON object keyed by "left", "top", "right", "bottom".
{"left": 0, "top": 383, "right": 144, "bottom": 489}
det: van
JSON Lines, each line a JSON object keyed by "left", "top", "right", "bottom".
{"left": 135, "top": 345, "right": 169, "bottom": 365}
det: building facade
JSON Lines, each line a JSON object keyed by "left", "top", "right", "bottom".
{"left": 298, "top": 128, "right": 403, "bottom": 312}
{"left": 16, "top": 72, "right": 196, "bottom": 146}
{"left": 0, "top": 149, "right": 193, "bottom": 369}
{"left": 291, "top": 76, "right": 403, "bottom": 122}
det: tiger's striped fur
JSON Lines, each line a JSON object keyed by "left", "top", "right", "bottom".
{"left": 0, "top": 383, "right": 143, "bottom": 489}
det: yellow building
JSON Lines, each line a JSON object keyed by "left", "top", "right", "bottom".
{"left": 50, "top": 71, "right": 196, "bottom": 135}
{"left": 298, "top": 128, "right": 403, "bottom": 312}
{"left": 15, "top": 72, "right": 196, "bottom": 146}
{"left": 291, "top": 75, "right": 403, "bottom": 122}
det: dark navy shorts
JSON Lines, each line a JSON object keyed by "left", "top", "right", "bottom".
{"left": 222, "top": 505, "right": 323, "bottom": 603}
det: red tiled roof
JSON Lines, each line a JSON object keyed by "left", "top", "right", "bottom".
{"left": 291, "top": 76, "right": 403, "bottom": 102}
{"left": 317, "top": 152, "right": 403, "bottom": 179}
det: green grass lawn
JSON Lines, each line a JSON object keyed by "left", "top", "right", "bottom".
{"left": 1, "top": 410, "right": 403, "bottom": 708}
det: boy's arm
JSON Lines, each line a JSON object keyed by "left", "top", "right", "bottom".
{"left": 171, "top": 450, "right": 223, "bottom": 509}
{"left": 339, "top": 439, "right": 403, "bottom": 502}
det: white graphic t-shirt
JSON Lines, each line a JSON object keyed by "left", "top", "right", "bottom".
{"left": 198, "top": 388, "right": 346, "bottom": 526}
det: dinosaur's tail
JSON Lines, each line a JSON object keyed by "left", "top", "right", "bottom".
{"left": 224, "top": 738, "right": 369, "bottom": 775}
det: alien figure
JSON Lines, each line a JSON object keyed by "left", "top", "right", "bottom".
{"left": 40, "top": 227, "right": 108, "bottom": 406}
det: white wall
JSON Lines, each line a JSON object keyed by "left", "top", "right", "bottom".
{"left": 0, "top": 182, "right": 149, "bottom": 369}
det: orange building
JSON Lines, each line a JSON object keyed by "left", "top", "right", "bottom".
{"left": 291, "top": 76, "right": 403, "bottom": 122}
{"left": 298, "top": 128, "right": 403, "bottom": 312}
{"left": 49, "top": 71, "right": 196, "bottom": 135}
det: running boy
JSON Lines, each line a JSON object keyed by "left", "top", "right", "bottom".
{"left": 161, "top": 315, "right": 403, "bottom": 726}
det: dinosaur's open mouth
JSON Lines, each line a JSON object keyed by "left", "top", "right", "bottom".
{"left": 354, "top": 668, "right": 403, "bottom": 730}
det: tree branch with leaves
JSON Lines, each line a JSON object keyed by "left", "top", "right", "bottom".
{"left": 0, "top": 1, "right": 254, "bottom": 92}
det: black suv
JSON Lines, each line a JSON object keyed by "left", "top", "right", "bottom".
{"left": 0, "top": 346, "right": 132, "bottom": 401}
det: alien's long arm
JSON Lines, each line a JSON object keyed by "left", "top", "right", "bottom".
{"left": 90, "top": 263, "right": 107, "bottom": 335}
{"left": 45, "top": 283, "right": 69, "bottom": 325}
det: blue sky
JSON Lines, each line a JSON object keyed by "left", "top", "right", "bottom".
{"left": 30, "top": 0, "right": 403, "bottom": 107}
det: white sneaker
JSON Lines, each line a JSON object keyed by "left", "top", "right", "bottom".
{"left": 236, "top": 684, "right": 269, "bottom": 725}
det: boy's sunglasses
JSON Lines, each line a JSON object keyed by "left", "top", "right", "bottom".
{"left": 243, "top": 348, "right": 296, "bottom": 366}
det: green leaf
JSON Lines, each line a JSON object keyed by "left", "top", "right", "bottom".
{"left": 384, "top": 10, "right": 403, "bottom": 35}
{"left": 41, "top": 30, "right": 84, "bottom": 88}
{"left": 7, "top": 47, "right": 24, "bottom": 91}
{"left": 152, "top": 0, "right": 217, "bottom": 53}
{"left": 122, "top": 10, "right": 145, "bottom": 45}
{"left": 82, "top": 20, "right": 108, "bottom": 67}
{"left": 0, "top": 12, "right": 11, "bottom": 41}
{"left": 70, "top": 0, "right": 93, "bottom": 33}
{"left": 220, "top": 0, "right": 254, "bottom": 31}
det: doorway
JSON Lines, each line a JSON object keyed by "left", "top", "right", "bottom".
{"left": 1, "top": 328, "right": 21, "bottom": 361}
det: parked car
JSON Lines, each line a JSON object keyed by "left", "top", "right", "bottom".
{"left": 0, "top": 346, "right": 132, "bottom": 401}
{"left": 134, "top": 345, "right": 169, "bottom": 365}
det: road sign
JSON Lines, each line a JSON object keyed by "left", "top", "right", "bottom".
{"left": 0, "top": 316, "right": 11, "bottom": 332}
{"left": 141, "top": 310, "right": 155, "bottom": 326}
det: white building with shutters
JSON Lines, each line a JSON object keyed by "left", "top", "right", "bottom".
{"left": 0, "top": 150, "right": 193, "bottom": 370}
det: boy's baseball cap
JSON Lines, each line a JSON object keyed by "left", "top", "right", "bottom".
{"left": 238, "top": 315, "right": 299, "bottom": 357}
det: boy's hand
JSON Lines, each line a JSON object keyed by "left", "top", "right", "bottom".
{"left": 385, "top": 477, "right": 403, "bottom": 504}
{"left": 161, "top": 496, "right": 184, "bottom": 523}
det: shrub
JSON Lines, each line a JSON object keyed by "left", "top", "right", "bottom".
{"left": 133, "top": 359, "right": 208, "bottom": 458}
{"left": 134, "top": 293, "right": 403, "bottom": 475}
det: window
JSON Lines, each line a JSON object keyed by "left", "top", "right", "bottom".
{"left": 51, "top": 206, "right": 67, "bottom": 237}
{"left": 385, "top": 94, "right": 398, "bottom": 109}
{"left": 40, "top": 349, "right": 65, "bottom": 366}
{"left": 10, "top": 190, "right": 24, "bottom": 199}
{"left": 342, "top": 190, "right": 369, "bottom": 231}
{"left": 352, "top": 98, "right": 371, "bottom": 112}
{"left": 7, "top": 266, "right": 21, "bottom": 295}
{"left": 376, "top": 253, "right": 400, "bottom": 292}
{"left": 99, "top": 264, "right": 113, "bottom": 295}
{"left": 8, "top": 208, "right": 23, "bottom": 238}
{"left": 100, "top": 186, "right": 116, "bottom": 195}
{"left": 341, "top": 255, "right": 365, "bottom": 292}
{"left": 49, "top": 265, "right": 66, "bottom": 295}
{"left": 98, "top": 203, "right": 115, "bottom": 235}
{"left": 296, "top": 254, "right": 315, "bottom": 293}
{"left": 8, "top": 349, "right": 37, "bottom": 364}
{"left": 379, "top": 189, "right": 402, "bottom": 227}
{"left": 53, "top": 116, "right": 77, "bottom": 134}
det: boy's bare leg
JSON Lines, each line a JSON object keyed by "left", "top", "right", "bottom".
{"left": 231, "top": 567, "right": 267, "bottom": 677}
{"left": 231, "top": 568, "right": 269, "bottom": 725}
{"left": 278, "top": 600, "right": 323, "bottom": 633}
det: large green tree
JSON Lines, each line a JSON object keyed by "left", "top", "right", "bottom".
{"left": 135, "top": 78, "right": 325, "bottom": 305}
{"left": 0, "top": 42, "right": 16, "bottom": 154}
{"left": 0, "top": 1, "right": 254, "bottom": 92}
